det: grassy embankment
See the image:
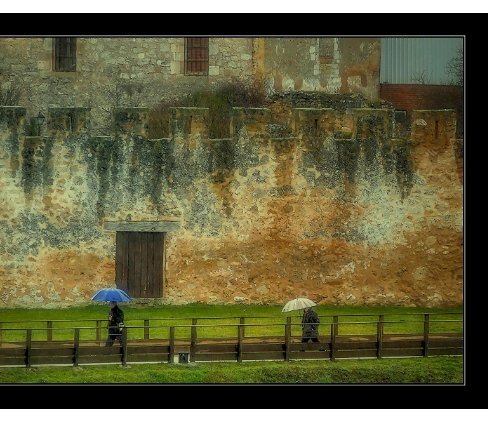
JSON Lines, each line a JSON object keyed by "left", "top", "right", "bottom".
{"left": 0, "top": 304, "right": 463, "bottom": 341}
{"left": 0, "top": 304, "right": 463, "bottom": 384}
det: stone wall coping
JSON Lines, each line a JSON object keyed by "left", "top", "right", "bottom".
{"left": 112, "top": 107, "right": 149, "bottom": 111}
{"left": 48, "top": 107, "right": 91, "bottom": 111}
{"left": 200, "top": 137, "right": 233, "bottom": 142}
{"left": 292, "top": 108, "right": 324, "bottom": 111}
{"left": 170, "top": 107, "right": 210, "bottom": 110}
{"left": 104, "top": 220, "right": 181, "bottom": 232}
{"left": 232, "top": 107, "right": 271, "bottom": 111}
{"left": 413, "top": 109, "right": 456, "bottom": 112}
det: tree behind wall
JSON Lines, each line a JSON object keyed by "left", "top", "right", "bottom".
{"left": 446, "top": 46, "right": 464, "bottom": 87}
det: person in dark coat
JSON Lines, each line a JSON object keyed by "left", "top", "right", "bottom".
{"left": 105, "top": 301, "right": 125, "bottom": 347}
{"left": 301, "top": 306, "right": 320, "bottom": 343}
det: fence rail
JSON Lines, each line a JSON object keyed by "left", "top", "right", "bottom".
{"left": 0, "top": 312, "right": 463, "bottom": 367}
{"left": 0, "top": 311, "right": 464, "bottom": 324}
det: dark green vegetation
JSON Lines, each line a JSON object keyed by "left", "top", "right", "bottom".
{"left": 0, "top": 357, "right": 463, "bottom": 384}
{"left": 148, "top": 81, "right": 264, "bottom": 138}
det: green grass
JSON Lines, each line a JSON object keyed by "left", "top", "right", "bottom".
{"left": 0, "top": 304, "right": 463, "bottom": 342}
{"left": 0, "top": 357, "right": 463, "bottom": 383}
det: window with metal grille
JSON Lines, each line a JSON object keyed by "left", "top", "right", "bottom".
{"left": 53, "top": 37, "right": 76, "bottom": 72}
{"left": 319, "top": 38, "right": 335, "bottom": 64}
{"left": 184, "top": 38, "right": 209, "bottom": 75}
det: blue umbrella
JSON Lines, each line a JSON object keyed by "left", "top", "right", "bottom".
{"left": 91, "top": 288, "right": 133, "bottom": 302}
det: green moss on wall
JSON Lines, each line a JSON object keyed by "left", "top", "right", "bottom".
{"left": 7, "top": 135, "right": 20, "bottom": 177}
{"left": 394, "top": 141, "right": 414, "bottom": 200}
{"left": 83, "top": 136, "right": 124, "bottom": 220}
{"left": 21, "top": 137, "right": 54, "bottom": 194}
{"left": 1, "top": 211, "right": 104, "bottom": 262}
{"left": 129, "top": 137, "right": 175, "bottom": 212}
{"left": 336, "top": 139, "right": 361, "bottom": 184}
{"left": 206, "top": 138, "right": 236, "bottom": 183}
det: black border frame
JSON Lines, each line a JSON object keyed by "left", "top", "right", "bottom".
{"left": 0, "top": 12, "right": 486, "bottom": 409}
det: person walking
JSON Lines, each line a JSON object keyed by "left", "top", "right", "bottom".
{"left": 301, "top": 306, "right": 320, "bottom": 343}
{"left": 105, "top": 300, "right": 125, "bottom": 347}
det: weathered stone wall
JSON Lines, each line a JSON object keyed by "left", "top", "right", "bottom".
{"left": 0, "top": 105, "right": 462, "bottom": 308}
{"left": 0, "top": 37, "right": 380, "bottom": 134}
{"left": 338, "top": 38, "right": 380, "bottom": 102}
{"left": 261, "top": 38, "right": 380, "bottom": 101}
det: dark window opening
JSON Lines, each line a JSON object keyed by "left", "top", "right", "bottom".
{"left": 184, "top": 38, "right": 209, "bottom": 75}
{"left": 53, "top": 37, "right": 76, "bottom": 72}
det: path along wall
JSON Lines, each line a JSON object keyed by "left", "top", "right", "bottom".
{"left": 0, "top": 105, "right": 462, "bottom": 307}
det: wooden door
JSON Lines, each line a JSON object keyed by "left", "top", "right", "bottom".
{"left": 115, "top": 232, "right": 164, "bottom": 298}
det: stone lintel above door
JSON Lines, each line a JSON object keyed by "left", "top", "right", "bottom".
{"left": 103, "top": 220, "right": 181, "bottom": 232}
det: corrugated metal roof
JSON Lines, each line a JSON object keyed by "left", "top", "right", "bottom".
{"left": 380, "top": 38, "right": 463, "bottom": 85}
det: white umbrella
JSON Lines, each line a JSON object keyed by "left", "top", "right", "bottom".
{"left": 282, "top": 297, "right": 317, "bottom": 312}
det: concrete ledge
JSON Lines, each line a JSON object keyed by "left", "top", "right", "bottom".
{"left": 104, "top": 220, "right": 181, "bottom": 232}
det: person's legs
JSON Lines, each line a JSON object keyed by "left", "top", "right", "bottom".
{"left": 301, "top": 336, "right": 311, "bottom": 352}
{"left": 106, "top": 329, "right": 117, "bottom": 347}
{"left": 105, "top": 334, "right": 114, "bottom": 347}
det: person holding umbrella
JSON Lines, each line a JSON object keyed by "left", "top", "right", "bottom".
{"left": 91, "top": 287, "right": 132, "bottom": 347}
{"left": 106, "top": 300, "right": 125, "bottom": 347}
{"left": 282, "top": 297, "right": 320, "bottom": 342}
{"left": 301, "top": 306, "right": 320, "bottom": 343}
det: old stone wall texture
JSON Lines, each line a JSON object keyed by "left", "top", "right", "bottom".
{"left": 261, "top": 38, "right": 379, "bottom": 100}
{"left": 0, "top": 37, "right": 380, "bottom": 134}
{"left": 0, "top": 104, "right": 463, "bottom": 308}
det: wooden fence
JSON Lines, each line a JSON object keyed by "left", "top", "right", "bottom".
{"left": 0, "top": 313, "right": 463, "bottom": 367}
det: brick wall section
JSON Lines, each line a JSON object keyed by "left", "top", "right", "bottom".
{"left": 380, "top": 84, "right": 462, "bottom": 111}
{"left": 380, "top": 84, "right": 463, "bottom": 136}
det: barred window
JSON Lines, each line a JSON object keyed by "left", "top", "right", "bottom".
{"left": 184, "top": 38, "right": 209, "bottom": 75}
{"left": 53, "top": 38, "right": 76, "bottom": 72}
{"left": 319, "top": 38, "right": 335, "bottom": 64}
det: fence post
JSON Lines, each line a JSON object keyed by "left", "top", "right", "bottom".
{"left": 239, "top": 317, "right": 245, "bottom": 338}
{"left": 377, "top": 315, "right": 384, "bottom": 359}
{"left": 26, "top": 329, "right": 32, "bottom": 368}
{"left": 0, "top": 322, "right": 3, "bottom": 345}
{"left": 169, "top": 326, "right": 175, "bottom": 364}
{"left": 73, "top": 328, "right": 80, "bottom": 367}
{"left": 121, "top": 327, "right": 128, "bottom": 366}
{"left": 144, "top": 319, "right": 150, "bottom": 340}
{"left": 333, "top": 316, "right": 339, "bottom": 337}
{"left": 423, "top": 314, "right": 430, "bottom": 357}
{"left": 330, "top": 322, "right": 336, "bottom": 362}
{"left": 190, "top": 318, "right": 197, "bottom": 363}
{"left": 285, "top": 316, "right": 291, "bottom": 362}
{"left": 47, "top": 321, "right": 52, "bottom": 341}
{"left": 237, "top": 324, "right": 244, "bottom": 362}
{"left": 96, "top": 320, "right": 101, "bottom": 342}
